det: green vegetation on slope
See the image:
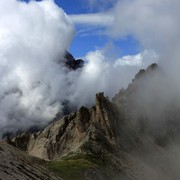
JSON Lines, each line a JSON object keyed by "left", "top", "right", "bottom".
{"left": 47, "top": 154, "right": 101, "bottom": 180}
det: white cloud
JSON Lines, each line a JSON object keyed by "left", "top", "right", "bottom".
{"left": 71, "top": 0, "right": 180, "bottom": 53}
{"left": 1, "top": 0, "right": 180, "bottom": 138}
{"left": 110, "top": 0, "right": 180, "bottom": 52}
{"left": 68, "top": 48, "right": 158, "bottom": 107}
{"left": 71, "top": 12, "right": 114, "bottom": 26}
{"left": 71, "top": 0, "right": 180, "bottom": 84}
{"left": 0, "top": 0, "right": 74, "bottom": 136}
{"left": 114, "top": 50, "right": 158, "bottom": 67}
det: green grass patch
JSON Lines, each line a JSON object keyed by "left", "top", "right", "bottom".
{"left": 61, "top": 154, "right": 105, "bottom": 166}
{"left": 47, "top": 154, "right": 100, "bottom": 180}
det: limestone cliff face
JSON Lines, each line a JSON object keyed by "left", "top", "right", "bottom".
{"left": 7, "top": 92, "right": 120, "bottom": 160}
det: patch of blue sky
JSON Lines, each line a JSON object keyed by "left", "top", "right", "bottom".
{"left": 114, "top": 35, "right": 142, "bottom": 56}
{"left": 69, "top": 25, "right": 108, "bottom": 58}
{"left": 55, "top": 0, "right": 89, "bottom": 14}
{"left": 70, "top": 23, "right": 141, "bottom": 59}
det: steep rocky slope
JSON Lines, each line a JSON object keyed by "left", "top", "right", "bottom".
{"left": 0, "top": 142, "right": 62, "bottom": 180}
{"left": 2, "top": 63, "right": 180, "bottom": 180}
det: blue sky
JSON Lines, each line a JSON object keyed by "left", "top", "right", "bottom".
{"left": 57, "top": 0, "right": 140, "bottom": 58}
{"left": 22, "top": 0, "right": 140, "bottom": 58}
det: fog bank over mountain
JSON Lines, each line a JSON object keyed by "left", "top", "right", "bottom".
{"left": 1, "top": 1, "right": 180, "bottom": 179}
{"left": 71, "top": 0, "right": 180, "bottom": 126}
{"left": 0, "top": 0, "right": 74, "bottom": 136}
{"left": 0, "top": 0, "right": 158, "bottom": 137}
{"left": 1, "top": 0, "right": 180, "bottom": 137}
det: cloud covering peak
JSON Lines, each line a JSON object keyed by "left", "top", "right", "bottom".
{"left": 0, "top": 0, "right": 74, "bottom": 135}
{"left": 1, "top": 0, "right": 179, "bottom": 138}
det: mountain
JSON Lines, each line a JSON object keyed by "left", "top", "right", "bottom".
{"left": 64, "top": 51, "right": 84, "bottom": 70}
{"left": 2, "top": 63, "right": 180, "bottom": 180}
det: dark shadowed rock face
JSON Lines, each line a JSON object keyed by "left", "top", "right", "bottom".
{"left": 64, "top": 51, "right": 84, "bottom": 70}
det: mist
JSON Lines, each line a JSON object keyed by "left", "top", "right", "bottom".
{"left": 1, "top": 1, "right": 180, "bottom": 179}
{"left": 94, "top": 0, "right": 180, "bottom": 179}
{"left": 108, "top": 0, "right": 180, "bottom": 135}
{"left": 0, "top": 0, "right": 75, "bottom": 136}
{"left": 0, "top": 0, "right": 159, "bottom": 137}
{"left": 0, "top": 0, "right": 180, "bottom": 146}
{"left": 70, "top": 0, "right": 180, "bottom": 118}
{"left": 76, "top": 0, "right": 180, "bottom": 132}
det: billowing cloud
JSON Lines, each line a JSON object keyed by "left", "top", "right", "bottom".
{"left": 1, "top": 0, "right": 153, "bottom": 137}
{"left": 1, "top": 0, "right": 180, "bottom": 139}
{"left": 114, "top": 50, "right": 158, "bottom": 67}
{"left": 71, "top": 0, "right": 180, "bottom": 52}
{"left": 69, "top": 0, "right": 180, "bottom": 126}
{"left": 110, "top": 0, "right": 180, "bottom": 94}
{"left": 110, "top": 0, "right": 180, "bottom": 52}
{"left": 71, "top": 0, "right": 180, "bottom": 81}
{"left": 69, "top": 48, "right": 158, "bottom": 107}
{"left": 0, "top": 0, "right": 74, "bottom": 136}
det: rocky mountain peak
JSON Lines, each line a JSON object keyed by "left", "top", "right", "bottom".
{"left": 6, "top": 92, "right": 119, "bottom": 160}
{"left": 64, "top": 51, "right": 84, "bottom": 70}
{"left": 134, "top": 63, "right": 158, "bottom": 81}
